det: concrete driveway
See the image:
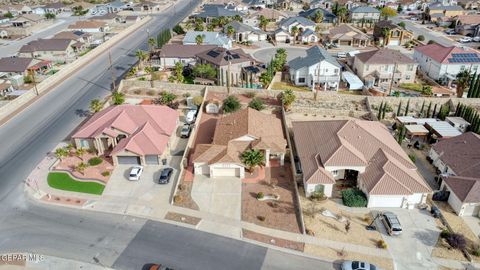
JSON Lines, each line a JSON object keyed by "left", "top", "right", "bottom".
{"left": 103, "top": 165, "right": 177, "bottom": 206}
{"left": 374, "top": 208, "right": 440, "bottom": 270}
{"left": 191, "top": 175, "right": 241, "bottom": 220}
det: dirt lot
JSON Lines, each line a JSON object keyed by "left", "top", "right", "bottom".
{"left": 165, "top": 212, "right": 201, "bottom": 226}
{"left": 173, "top": 176, "right": 199, "bottom": 210}
{"left": 242, "top": 163, "right": 302, "bottom": 233}
{"left": 304, "top": 244, "right": 394, "bottom": 270}
{"left": 243, "top": 229, "right": 305, "bottom": 252}
{"left": 432, "top": 201, "right": 480, "bottom": 263}
{"left": 300, "top": 194, "right": 383, "bottom": 249}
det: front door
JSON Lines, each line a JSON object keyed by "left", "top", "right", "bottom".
{"left": 344, "top": 170, "right": 359, "bottom": 180}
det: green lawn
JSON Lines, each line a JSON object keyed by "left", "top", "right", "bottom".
{"left": 47, "top": 172, "right": 105, "bottom": 195}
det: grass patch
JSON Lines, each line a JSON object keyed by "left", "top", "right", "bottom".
{"left": 271, "top": 82, "right": 310, "bottom": 92}
{"left": 88, "top": 157, "right": 103, "bottom": 166}
{"left": 47, "top": 172, "right": 105, "bottom": 195}
{"left": 79, "top": 48, "right": 92, "bottom": 57}
{"left": 398, "top": 83, "right": 422, "bottom": 92}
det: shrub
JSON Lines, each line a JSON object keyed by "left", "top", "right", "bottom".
{"left": 182, "top": 92, "right": 191, "bottom": 98}
{"left": 471, "top": 245, "right": 480, "bottom": 256}
{"left": 88, "top": 157, "right": 103, "bottom": 166}
{"left": 147, "top": 90, "right": 156, "bottom": 96}
{"left": 377, "top": 240, "right": 387, "bottom": 249}
{"left": 192, "top": 96, "right": 204, "bottom": 106}
{"left": 248, "top": 97, "right": 265, "bottom": 111}
{"left": 223, "top": 95, "right": 241, "bottom": 113}
{"left": 174, "top": 195, "right": 183, "bottom": 203}
{"left": 133, "top": 89, "right": 142, "bottom": 95}
{"left": 447, "top": 233, "right": 466, "bottom": 250}
{"left": 310, "top": 191, "right": 325, "bottom": 201}
{"left": 23, "top": 75, "right": 33, "bottom": 84}
{"left": 101, "top": 171, "right": 110, "bottom": 177}
{"left": 256, "top": 192, "right": 264, "bottom": 199}
{"left": 341, "top": 188, "right": 367, "bottom": 207}
{"left": 417, "top": 35, "right": 425, "bottom": 41}
{"left": 306, "top": 228, "right": 315, "bottom": 236}
{"left": 409, "top": 154, "right": 416, "bottom": 163}
{"left": 257, "top": 215, "right": 266, "bottom": 221}
{"left": 178, "top": 184, "right": 186, "bottom": 191}
{"left": 245, "top": 91, "right": 256, "bottom": 98}
{"left": 440, "top": 229, "right": 451, "bottom": 239}
{"left": 138, "top": 77, "right": 146, "bottom": 81}
{"left": 399, "top": 83, "right": 422, "bottom": 92}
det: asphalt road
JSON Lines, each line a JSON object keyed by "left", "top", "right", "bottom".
{"left": 0, "top": 1, "right": 336, "bottom": 269}
{"left": 390, "top": 17, "right": 457, "bottom": 47}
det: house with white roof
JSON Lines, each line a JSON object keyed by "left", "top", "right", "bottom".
{"left": 224, "top": 21, "right": 267, "bottom": 43}
{"left": 183, "top": 31, "right": 233, "bottom": 49}
{"left": 288, "top": 46, "right": 341, "bottom": 91}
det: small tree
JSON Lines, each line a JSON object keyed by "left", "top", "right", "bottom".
{"left": 417, "top": 35, "right": 425, "bottom": 41}
{"left": 4, "top": 12, "right": 13, "bottom": 19}
{"left": 76, "top": 148, "right": 87, "bottom": 161}
{"left": 76, "top": 162, "right": 88, "bottom": 175}
{"left": 155, "top": 91, "right": 177, "bottom": 106}
{"left": 222, "top": 95, "right": 241, "bottom": 113}
{"left": 89, "top": 99, "right": 103, "bottom": 113}
{"left": 447, "top": 233, "right": 467, "bottom": 250}
{"left": 112, "top": 92, "right": 125, "bottom": 105}
{"left": 398, "top": 22, "right": 406, "bottom": 28}
{"left": 195, "top": 34, "right": 204, "bottom": 45}
{"left": 226, "top": 25, "right": 235, "bottom": 37}
{"left": 148, "top": 37, "right": 156, "bottom": 52}
{"left": 135, "top": 50, "right": 148, "bottom": 70}
{"left": 248, "top": 97, "right": 265, "bottom": 111}
{"left": 192, "top": 96, "right": 204, "bottom": 106}
{"left": 44, "top": 13, "right": 56, "bottom": 20}
{"left": 380, "top": 7, "right": 397, "bottom": 19}
{"left": 54, "top": 148, "right": 69, "bottom": 161}
{"left": 193, "top": 63, "right": 216, "bottom": 79}
{"left": 241, "top": 149, "right": 265, "bottom": 173}
{"left": 259, "top": 15, "right": 268, "bottom": 31}
{"left": 174, "top": 62, "right": 184, "bottom": 83}
{"left": 280, "top": 89, "right": 296, "bottom": 110}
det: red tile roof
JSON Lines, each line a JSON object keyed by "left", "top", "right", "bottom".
{"left": 73, "top": 105, "right": 178, "bottom": 156}
{"left": 414, "top": 43, "right": 480, "bottom": 64}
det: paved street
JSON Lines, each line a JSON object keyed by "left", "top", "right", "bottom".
{"left": 390, "top": 17, "right": 458, "bottom": 47}
{"left": 0, "top": 1, "right": 335, "bottom": 269}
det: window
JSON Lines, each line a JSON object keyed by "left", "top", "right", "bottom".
{"left": 405, "top": 75, "right": 411, "bottom": 80}
{"left": 298, "top": 77, "right": 305, "bottom": 83}
{"left": 407, "top": 64, "right": 414, "bottom": 71}
{"left": 384, "top": 65, "right": 388, "bottom": 72}
{"left": 334, "top": 68, "right": 338, "bottom": 74}
{"left": 80, "top": 139, "right": 89, "bottom": 148}
{"left": 460, "top": 65, "right": 466, "bottom": 71}
{"left": 365, "top": 65, "right": 369, "bottom": 71}
{"left": 332, "top": 170, "right": 338, "bottom": 176}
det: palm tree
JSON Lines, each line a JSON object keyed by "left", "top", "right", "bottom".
{"left": 89, "top": 99, "right": 103, "bottom": 113}
{"left": 314, "top": 10, "right": 324, "bottom": 24}
{"left": 112, "top": 91, "right": 125, "bottom": 105}
{"left": 382, "top": 28, "right": 390, "bottom": 46}
{"left": 241, "top": 149, "right": 265, "bottom": 173}
{"left": 259, "top": 15, "right": 268, "bottom": 31}
{"left": 456, "top": 70, "right": 471, "bottom": 98}
{"left": 336, "top": 6, "right": 348, "bottom": 24}
{"left": 76, "top": 162, "right": 88, "bottom": 175}
{"left": 54, "top": 148, "right": 68, "bottom": 161}
{"left": 291, "top": 26, "right": 299, "bottom": 44}
{"left": 184, "top": 20, "right": 193, "bottom": 31}
{"left": 148, "top": 37, "right": 156, "bottom": 52}
{"left": 135, "top": 50, "right": 148, "bottom": 70}
{"left": 226, "top": 25, "right": 235, "bottom": 38}
{"left": 76, "top": 148, "right": 86, "bottom": 161}
{"left": 195, "top": 34, "right": 204, "bottom": 45}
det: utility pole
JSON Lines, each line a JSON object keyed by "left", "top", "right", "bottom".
{"left": 388, "top": 62, "right": 397, "bottom": 96}
{"left": 227, "top": 56, "right": 231, "bottom": 94}
{"left": 29, "top": 69, "right": 39, "bottom": 96}
{"left": 109, "top": 51, "right": 116, "bottom": 91}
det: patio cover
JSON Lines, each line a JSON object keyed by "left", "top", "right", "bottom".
{"left": 341, "top": 71, "right": 363, "bottom": 90}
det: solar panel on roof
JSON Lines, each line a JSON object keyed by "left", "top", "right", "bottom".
{"left": 207, "top": 51, "right": 220, "bottom": 58}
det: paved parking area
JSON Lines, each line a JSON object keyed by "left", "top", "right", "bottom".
{"left": 103, "top": 165, "right": 177, "bottom": 206}
{"left": 374, "top": 208, "right": 440, "bottom": 270}
{"left": 191, "top": 175, "right": 241, "bottom": 220}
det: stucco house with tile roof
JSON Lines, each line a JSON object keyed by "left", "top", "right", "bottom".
{"left": 349, "top": 6, "right": 381, "bottom": 23}
{"left": 413, "top": 43, "right": 480, "bottom": 84}
{"left": 18, "top": 39, "right": 76, "bottom": 63}
{"left": 292, "top": 119, "right": 431, "bottom": 208}
{"left": 441, "top": 175, "right": 480, "bottom": 216}
{"left": 326, "top": 24, "right": 372, "bottom": 47}
{"left": 192, "top": 108, "right": 286, "bottom": 178}
{"left": 72, "top": 105, "right": 179, "bottom": 166}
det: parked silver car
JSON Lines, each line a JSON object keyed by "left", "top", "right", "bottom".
{"left": 382, "top": 211, "right": 402, "bottom": 236}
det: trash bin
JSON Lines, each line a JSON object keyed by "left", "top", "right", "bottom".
{"left": 431, "top": 205, "right": 441, "bottom": 218}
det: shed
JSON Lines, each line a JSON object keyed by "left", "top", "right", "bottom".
{"left": 405, "top": 125, "right": 429, "bottom": 141}
{"left": 341, "top": 71, "right": 363, "bottom": 90}
{"left": 445, "top": 116, "right": 470, "bottom": 133}
{"left": 425, "top": 121, "right": 462, "bottom": 139}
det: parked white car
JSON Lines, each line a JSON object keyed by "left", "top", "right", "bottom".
{"left": 341, "top": 260, "right": 380, "bottom": 270}
{"left": 473, "top": 36, "right": 480, "bottom": 42}
{"left": 128, "top": 166, "right": 143, "bottom": 181}
{"left": 459, "top": 37, "right": 472, "bottom": 43}
{"left": 185, "top": 110, "right": 196, "bottom": 124}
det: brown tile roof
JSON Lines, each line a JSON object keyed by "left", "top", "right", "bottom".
{"left": 252, "top": 8, "right": 288, "bottom": 20}
{"left": 52, "top": 31, "right": 90, "bottom": 40}
{"left": 68, "top": 20, "right": 107, "bottom": 29}
{"left": 355, "top": 48, "right": 415, "bottom": 65}
{"left": 432, "top": 132, "right": 480, "bottom": 178}
{"left": 0, "top": 57, "right": 34, "bottom": 72}
{"left": 159, "top": 44, "right": 218, "bottom": 58}
{"left": 328, "top": 24, "right": 371, "bottom": 41}
{"left": 19, "top": 39, "right": 73, "bottom": 53}
{"left": 292, "top": 120, "right": 431, "bottom": 195}
{"left": 443, "top": 175, "right": 480, "bottom": 203}
{"left": 455, "top": 14, "right": 480, "bottom": 24}
{"left": 192, "top": 108, "right": 286, "bottom": 164}
{"left": 196, "top": 47, "right": 255, "bottom": 66}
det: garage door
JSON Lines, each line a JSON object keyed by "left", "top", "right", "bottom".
{"left": 463, "top": 204, "right": 480, "bottom": 216}
{"left": 145, "top": 155, "right": 159, "bottom": 165}
{"left": 117, "top": 156, "right": 141, "bottom": 165}
{"left": 388, "top": 40, "right": 400, "bottom": 46}
{"left": 368, "top": 196, "right": 404, "bottom": 208}
{"left": 212, "top": 168, "right": 240, "bottom": 177}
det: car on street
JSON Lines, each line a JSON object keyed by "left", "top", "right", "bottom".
{"left": 341, "top": 260, "right": 379, "bottom": 270}
{"left": 474, "top": 36, "right": 480, "bottom": 42}
{"left": 128, "top": 166, "right": 143, "bottom": 181}
{"left": 180, "top": 124, "right": 191, "bottom": 138}
{"left": 381, "top": 211, "right": 403, "bottom": 236}
{"left": 148, "top": 264, "right": 175, "bottom": 270}
{"left": 459, "top": 37, "right": 472, "bottom": 43}
{"left": 445, "top": 29, "right": 455, "bottom": 35}
{"left": 185, "top": 110, "right": 196, "bottom": 124}
{"left": 158, "top": 167, "right": 174, "bottom": 184}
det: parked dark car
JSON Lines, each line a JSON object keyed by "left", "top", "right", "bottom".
{"left": 294, "top": 156, "right": 302, "bottom": 174}
{"left": 180, "top": 124, "right": 191, "bottom": 138}
{"left": 158, "top": 168, "right": 174, "bottom": 184}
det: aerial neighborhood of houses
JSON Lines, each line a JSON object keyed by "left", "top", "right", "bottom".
{"left": 4, "top": 0, "right": 480, "bottom": 269}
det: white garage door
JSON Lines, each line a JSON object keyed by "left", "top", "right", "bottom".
{"left": 463, "top": 204, "right": 480, "bottom": 216}
{"left": 117, "top": 156, "right": 141, "bottom": 165}
{"left": 145, "top": 155, "right": 159, "bottom": 165}
{"left": 368, "top": 196, "right": 404, "bottom": 208}
{"left": 194, "top": 164, "right": 210, "bottom": 175}
{"left": 212, "top": 168, "right": 240, "bottom": 177}
{"left": 388, "top": 40, "right": 400, "bottom": 46}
